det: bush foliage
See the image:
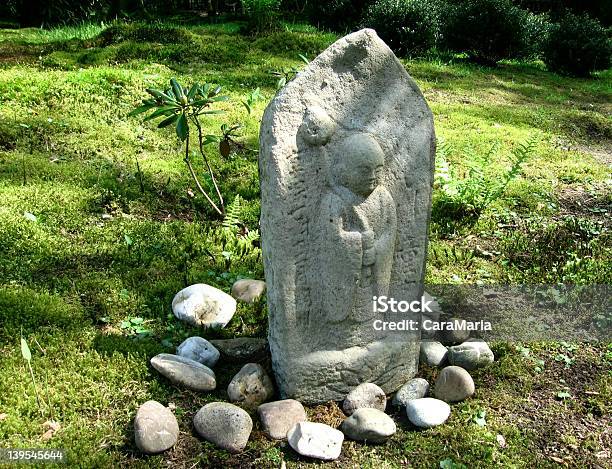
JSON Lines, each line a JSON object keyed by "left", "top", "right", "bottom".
{"left": 542, "top": 11, "right": 612, "bottom": 76}
{"left": 362, "top": 0, "right": 441, "bottom": 56}
{"left": 442, "top": 0, "right": 530, "bottom": 64}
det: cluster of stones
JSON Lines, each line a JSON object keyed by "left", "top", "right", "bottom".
{"left": 134, "top": 283, "right": 494, "bottom": 460}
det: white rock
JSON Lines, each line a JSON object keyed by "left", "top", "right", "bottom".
{"left": 172, "top": 284, "right": 236, "bottom": 328}
{"left": 405, "top": 398, "right": 451, "bottom": 428}
{"left": 134, "top": 400, "right": 178, "bottom": 454}
{"left": 176, "top": 337, "right": 220, "bottom": 368}
{"left": 287, "top": 422, "right": 344, "bottom": 461}
{"left": 231, "top": 279, "right": 266, "bottom": 304}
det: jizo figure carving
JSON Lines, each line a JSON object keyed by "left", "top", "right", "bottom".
{"left": 259, "top": 29, "right": 435, "bottom": 403}
{"left": 319, "top": 133, "right": 397, "bottom": 339}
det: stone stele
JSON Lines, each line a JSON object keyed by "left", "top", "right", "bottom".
{"left": 259, "top": 28, "right": 435, "bottom": 403}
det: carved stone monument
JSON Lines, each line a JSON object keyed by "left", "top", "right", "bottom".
{"left": 259, "top": 29, "right": 435, "bottom": 403}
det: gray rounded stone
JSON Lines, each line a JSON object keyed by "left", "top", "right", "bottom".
{"left": 257, "top": 399, "right": 307, "bottom": 440}
{"left": 420, "top": 341, "right": 448, "bottom": 367}
{"left": 231, "top": 279, "right": 266, "bottom": 304}
{"left": 227, "top": 363, "right": 274, "bottom": 408}
{"left": 172, "top": 283, "right": 236, "bottom": 328}
{"left": 439, "top": 317, "right": 471, "bottom": 345}
{"left": 209, "top": 338, "right": 268, "bottom": 362}
{"left": 287, "top": 421, "right": 344, "bottom": 461}
{"left": 405, "top": 398, "right": 451, "bottom": 428}
{"left": 150, "top": 353, "right": 216, "bottom": 391}
{"left": 193, "top": 402, "right": 253, "bottom": 453}
{"left": 434, "top": 366, "right": 475, "bottom": 402}
{"left": 448, "top": 341, "right": 494, "bottom": 370}
{"left": 341, "top": 408, "right": 396, "bottom": 443}
{"left": 343, "top": 383, "right": 387, "bottom": 416}
{"left": 176, "top": 337, "right": 220, "bottom": 368}
{"left": 134, "top": 400, "right": 179, "bottom": 454}
{"left": 392, "top": 378, "right": 430, "bottom": 407}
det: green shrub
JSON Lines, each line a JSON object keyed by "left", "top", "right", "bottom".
{"left": 96, "top": 23, "right": 195, "bottom": 46}
{"left": 306, "top": 0, "right": 370, "bottom": 32}
{"left": 442, "top": 0, "right": 530, "bottom": 64}
{"left": 362, "top": 0, "right": 441, "bottom": 57}
{"left": 542, "top": 11, "right": 612, "bottom": 76}
{"left": 240, "top": 0, "right": 282, "bottom": 35}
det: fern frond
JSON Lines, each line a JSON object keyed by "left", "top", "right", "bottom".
{"left": 222, "top": 194, "right": 244, "bottom": 231}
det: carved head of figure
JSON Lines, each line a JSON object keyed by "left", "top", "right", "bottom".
{"left": 333, "top": 133, "right": 384, "bottom": 198}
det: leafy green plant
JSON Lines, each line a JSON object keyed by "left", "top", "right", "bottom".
{"left": 216, "top": 195, "right": 261, "bottom": 269}
{"left": 542, "top": 11, "right": 612, "bottom": 77}
{"left": 241, "top": 87, "right": 263, "bottom": 116}
{"left": 241, "top": 0, "right": 282, "bottom": 35}
{"left": 268, "top": 54, "right": 309, "bottom": 89}
{"left": 119, "top": 316, "right": 152, "bottom": 339}
{"left": 442, "top": 0, "right": 531, "bottom": 64}
{"left": 362, "top": 0, "right": 441, "bottom": 57}
{"left": 432, "top": 136, "right": 536, "bottom": 232}
{"left": 130, "top": 78, "right": 233, "bottom": 217}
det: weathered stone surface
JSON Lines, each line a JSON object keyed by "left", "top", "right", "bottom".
{"left": 227, "top": 363, "right": 275, "bottom": 408}
{"left": 341, "top": 408, "right": 396, "bottom": 443}
{"left": 287, "top": 422, "right": 344, "bottom": 461}
{"left": 150, "top": 353, "right": 216, "bottom": 391}
{"left": 421, "top": 291, "right": 442, "bottom": 339}
{"left": 172, "top": 284, "right": 236, "bottom": 328}
{"left": 257, "top": 399, "right": 307, "bottom": 440}
{"left": 343, "top": 383, "right": 387, "bottom": 415}
{"left": 434, "top": 366, "right": 475, "bottom": 402}
{"left": 405, "top": 398, "right": 451, "bottom": 428}
{"left": 392, "top": 378, "right": 429, "bottom": 407}
{"left": 193, "top": 402, "right": 253, "bottom": 453}
{"left": 448, "top": 341, "right": 494, "bottom": 370}
{"left": 259, "top": 28, "right": 435, "bottom": 404}
{"left": 134, "top": 400, "right": 178, "bottom": 454}
{"left": 439, "top": 317, "right": 470, "bottom": 345}
{"left": 231, "top": 279, "right": 267, "bottom": 304}
{"left": 420, "top": 341, "right": 448, "bottom": 367}
{"left": 176, "top": 337, "right": 220, "bottom": 368}
{"left": 209, "top": 338, "right": 268, "bottom": 362}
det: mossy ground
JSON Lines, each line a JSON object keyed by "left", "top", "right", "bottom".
{"left": 0, "top": 20, "right": 610, "bottom": 468}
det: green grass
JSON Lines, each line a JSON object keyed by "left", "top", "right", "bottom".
{"left": 0, "top": 20, "right": 610, "bottom": 467}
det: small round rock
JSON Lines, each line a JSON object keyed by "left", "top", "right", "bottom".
{"left": 434, "top": 366, "right": 475, "bottom": 402}
{"left": 406, "top": 398, "right": 451, "bottom": 428}
{"left": 134, "top": 400, "right": 179, "bottom": 454}
{"left": 341, "top": 408, "right": 396, "bottom": 443}
{"left": 193, "top": 402, "right": 253, "bottom": 453}
{"left": 343, "top": 383, "right": 386, "bottom": 416}
{"left": 231, "top": 279, "right": 266, "bottom": 304}
{"left": 227, "top": 363, "right": 274, "bottom": 408}
{"left": 392, "top": 378, "right": 430, "bottom": 407}
{"left": 258, "top": 399, "right": 307, "bottom": 440}
{"left": 176, "top": 337, "right": 220, "bottom": 368}
{"left": 287, "top": 421, "right": 344, "bottom": 461}
{"left": 420, "top": 341, "right": 448, "bottom": 367}
{"left": 448, "top": 341, "right": 494, "bottom": 370}
{"left": 172, "top": 283, "right": 236, "bottom": 328}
